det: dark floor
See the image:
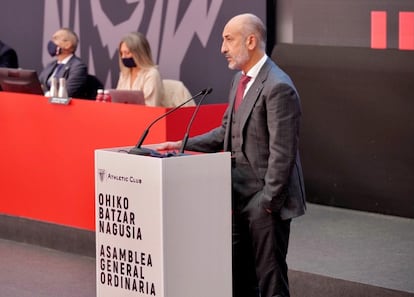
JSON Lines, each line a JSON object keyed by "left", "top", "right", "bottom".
{"left": 0, "top": 239, "right": 95, "bottom": 297}
{"left": 1, "top": 203, "right": 413, "bottom": 297}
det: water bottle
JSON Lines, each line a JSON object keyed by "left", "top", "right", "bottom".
{"left": 49, "top": 77, "right": 58, "bottom": 97}
{"left": 96, "top": 89, "right": 104, "bottom": 101}
{"left": 103, "top": 90, "right": 112, "bottom": 103}
{"left": 57, "top": 77, "right": 68, "bottom": 98}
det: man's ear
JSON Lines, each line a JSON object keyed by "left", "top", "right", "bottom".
{"left": 246, "top": 34, "right": 257, "bottom": 50}
{"left": 61, "top": 40, "right": 72, "bottom": 52}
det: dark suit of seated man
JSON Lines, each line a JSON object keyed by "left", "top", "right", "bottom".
{"left": 0, "top": 40, "right": 19, "bottom": 68}
{"left": 39, "top": 28, "right": 88, "bottom": 98}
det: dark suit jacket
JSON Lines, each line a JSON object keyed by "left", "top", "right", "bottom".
{"left": 0, "top": 40, "right": 19, "bottom": 68}
{"left": 186, "top": 57, "right": 306, "bottom": 220}
{"left": 39, "top": 55, "right": 88, "bottom": 98}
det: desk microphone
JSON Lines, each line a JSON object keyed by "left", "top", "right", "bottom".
{"left": 128, "top": 88, "right": 209, "bottom": 156}
{"left": 179, "top": 88, "right": 212, "bottom": 154}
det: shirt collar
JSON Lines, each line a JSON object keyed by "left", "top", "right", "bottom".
{"left": 245, "top": 54, "right": 268, "bottom": 80}
{"left": 58, "top": 54, "right": 73, "bottom": 65}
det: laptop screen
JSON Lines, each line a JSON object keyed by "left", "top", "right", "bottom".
{"left": 0, "top": 67, "right": 44, "bottom": 95}
{"left": 108, "top": 89, "right": 145, "bottom": 105}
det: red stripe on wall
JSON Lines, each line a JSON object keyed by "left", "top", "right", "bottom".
{"left": 371, "top": 11, "right": 387, "bottom": 49}
{"left": 399, "top": 12, "right": 414, "bottom": 50}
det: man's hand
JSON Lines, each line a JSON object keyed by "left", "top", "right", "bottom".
{"left": 154, "top": 141, "right": 182, "bottom": 151}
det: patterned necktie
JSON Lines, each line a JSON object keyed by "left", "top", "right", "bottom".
{"left": 234, "top": 74, "right": 251, "bottom": 111}
{"left": 47, "top": 63, "right": 64, "bottom": 88}
{"left": 53, "top": 63, "right": 64, "bottom": 78}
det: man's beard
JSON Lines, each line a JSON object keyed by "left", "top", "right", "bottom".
{"left": 228, "top": 45, "right": 249, "bottom": 70}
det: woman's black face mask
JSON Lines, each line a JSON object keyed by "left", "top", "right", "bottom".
{"left": 122, "top": 57, "right": 137, "bottom": 68}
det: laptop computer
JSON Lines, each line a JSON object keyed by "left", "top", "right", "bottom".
{"left": 0, "top": 67, "right": 44, "bottom": 95}
{"left": 108, "top": 89, "right": 145, "bottom": 105}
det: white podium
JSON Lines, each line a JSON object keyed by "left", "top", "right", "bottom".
{"left": 94, "top": 148, "right": 232, "bottom": 297}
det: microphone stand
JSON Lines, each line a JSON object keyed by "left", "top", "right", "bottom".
{"left": 178, "top": 88, "right": 212, "bottom": 154}
{"left": 128, "top": 89, "right": 208, "bottom": 156}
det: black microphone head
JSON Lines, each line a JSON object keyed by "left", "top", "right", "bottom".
{"left": 206, "top": 88, "right": 213, "bottom": 94}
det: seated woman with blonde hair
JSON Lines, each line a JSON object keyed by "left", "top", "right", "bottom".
{"left": 116, "top": 32, "right": 164, "bottom": 106}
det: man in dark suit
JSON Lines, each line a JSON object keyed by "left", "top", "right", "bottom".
{"left": 0, "top": 40, "right": 19, "bottom": 68}
{"left": 39, "top": 28, "right": 88, "bottom": 98}
{"left": 157, "top": 13, "right": 306, "bottom": 297}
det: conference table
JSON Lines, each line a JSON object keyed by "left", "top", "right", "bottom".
{"left": 0, "top": 92, "right": 227, "bottom": 231}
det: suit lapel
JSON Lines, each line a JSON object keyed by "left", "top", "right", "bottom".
{"left": 238, "top": 59, "right": 272, "bottom": 133}
{"left": 62, "top": 56, "right": 74, "bottom": 79}
{"left": 229, "top": 72, "right": 242, "bottom": 111}
{"left": 224, "top": 75, "right": 240, "bottom": 151}
{"left": 48, "top": 61, "right": 58, "bottom": 78}
{"left": 224, "top": 58, "right": 272, "bottom": 149}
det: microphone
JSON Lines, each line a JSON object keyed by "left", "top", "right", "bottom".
{"left": 128, "top": 88, "right": 209, "bottom": 156}
{"left": 178, "top": 88, "right": 212, "bottom": 154}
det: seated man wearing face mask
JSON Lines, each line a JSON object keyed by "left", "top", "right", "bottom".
{"left": 116, "top": 32, "right": 165, "bottom": 106}
{"left": 39, "top": 28, "right": 88, "bottom": 98}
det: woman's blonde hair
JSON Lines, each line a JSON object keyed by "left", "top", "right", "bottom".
{"left": 118, "top": 32, "right": 155, "bottom": 73}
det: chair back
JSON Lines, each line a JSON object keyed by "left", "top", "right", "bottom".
{"left": 81, "top": 74, "right": 104, "bottom": 100}
{"left": 162, "top": 79, "right": 195, "bottom": 107}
